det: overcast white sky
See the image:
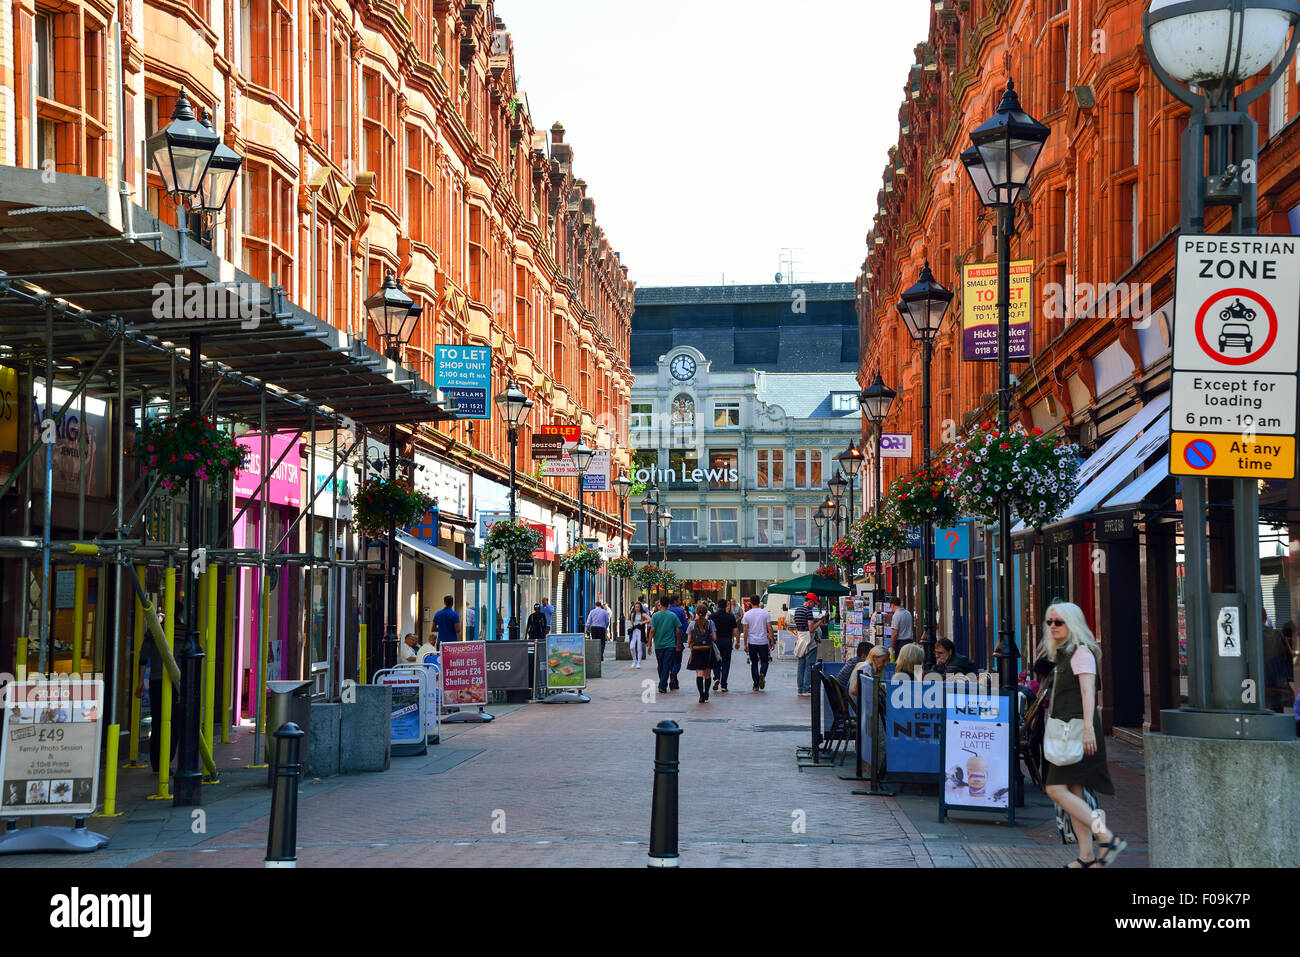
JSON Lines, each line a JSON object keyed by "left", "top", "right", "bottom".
{"left": 500, "top": 1, "right": 932, "bottom": 288}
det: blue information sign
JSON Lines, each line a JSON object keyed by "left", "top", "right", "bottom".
{"left": 434, "top": 345, "right": 492, "bottom": 419}
{"left": 933, "top": 521, "right": 972, "bottom": 561}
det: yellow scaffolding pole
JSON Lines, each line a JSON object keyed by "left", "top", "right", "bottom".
{"left": 123, "top": 567, "right": 147, "bottom": 768}
{"left": 221, "top": 567, "right": 235, "bottom": 744}
{"left": 147, "top": 567, "right": 175, "bottom": 800}
{"left": 15, "top": 636, "right": 26, "bottom": 681}
{"left": 359, "top": 623, "right": 367, "bottom": 685}
{"left": 203, "top": 566, "right": 218, "bottom": 756}
{"left": 72, "top": 564, "right": 85, "bottom": 674}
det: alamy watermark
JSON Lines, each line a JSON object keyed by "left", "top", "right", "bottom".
{"left": 151, "top": 278, "right": 262, "bottom": 330}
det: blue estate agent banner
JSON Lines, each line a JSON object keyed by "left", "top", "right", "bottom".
{"left": 434, "top": 345, "right": 492, "bottom": 419}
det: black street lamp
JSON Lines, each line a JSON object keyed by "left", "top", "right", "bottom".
{"left": 569, "top": 442, "right": 595, "bottom": 631}
{"left": 613, "top": 471, "right": 633, "bottom": 637}
{"left": 820, "top": 497, "right": 839, "bottom": 578}
{"left": 859, "top": 372, "right": 897, "bottom": 597}
{"left": 897, "top": 261, "right": 954, "bottom": 667}
{"left": 828, "top": 475, "right": 847, "bottom": 544}
{"left": 148, "top": 90, "right": 240, "bottom": 808}
{"left": 365, "top": 271, "right": 419, "bottom": 672}
{"left": 495, "top": 380, "right": 533, "bottom": 641}
{"left": 836, "top": 440, "right": 865, "bottom": 582}
{"left": 641, "top": 483, "right": 660, "bottom": 589}
{"left": 1143, "top": 0, "right": 1300, "bottom": 741}
{"left": 813, "top": 510, "right": 828, "bottom": 570}
{"left": 657, "top": 508, "right": 673, "bottom": 587}
{"left": 961, "top": 77, "right": 1048, "bottom": 701}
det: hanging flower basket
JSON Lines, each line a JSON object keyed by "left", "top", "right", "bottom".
{"left": 849, "top": 511, "right": 911, "bottom": 555}
{"left": 815, "top": 564, "right": 840, "bottom": 580}
{"left": 559, "top": 543, "right": 604, "bottom": 574}
{"left": 830, "top": 536, "right": 857, "bottom": 569}
{"left": 482, "top": 519, "right": 544, "bottom": 563}
{"left": 945, "top": 423, "right": 1080, "bottom": 528}
{"left": 140, "top": 413, "right": 248, "bottom": 495}
{"left": 657, "top": 569, "right": 680, "bottom": 595}
{"left": 606, "top": 556, "right": 637, "bottom": 580}
{"left": 889, "top": 464, "right": 961, "bottom": 527}
{"left": 351, "top": 477, "right": 436, "bottom": 539}
{"left": 635, "top": 562, "right": 664, "bottom": 592}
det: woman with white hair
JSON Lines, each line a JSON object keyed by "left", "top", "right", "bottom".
{"left": 1040, "top": 601, "right": 1126, "bottom": 868}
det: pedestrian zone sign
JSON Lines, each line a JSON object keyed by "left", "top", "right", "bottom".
{"left": 1169, "top": 235, "right": 1298, "bottom": 480}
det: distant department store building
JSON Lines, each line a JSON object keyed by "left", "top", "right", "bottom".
{"left": 629, "top": 283, "right": 861, "bottom": 601}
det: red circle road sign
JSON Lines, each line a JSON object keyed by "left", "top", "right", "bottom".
{"left": 1194, "top": 287, "right": 1278, "bottom": 366}
{"left": 1183, "top": 438, "right": 1216, "bottom": 471}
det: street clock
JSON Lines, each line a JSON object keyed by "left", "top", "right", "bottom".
{"left": 669, "top": 354, "right": 697, "bottom": 380}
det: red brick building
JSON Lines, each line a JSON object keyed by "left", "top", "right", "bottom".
{"left": 857, "top": 0, "right": 1300, "bottom": 736}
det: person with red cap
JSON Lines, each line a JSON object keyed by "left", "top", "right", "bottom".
{"left": 792, "top": 592, "right": 825, "bottom": 696}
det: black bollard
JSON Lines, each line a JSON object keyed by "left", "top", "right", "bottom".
{"left": 648, "top": 719, "right": 683, "bottom": 868}
{"left": 265, "top": 721, "right": 304, "bottom": 868}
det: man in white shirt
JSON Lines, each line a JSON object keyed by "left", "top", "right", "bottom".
{"left": 741, "top": 595, "right": 775, "bottom": 691}
{"left": 586, "top": 600, "right": 612, "bottom": 659}
{"left": 891, "top": 598, "right": 914, "bottom": 653}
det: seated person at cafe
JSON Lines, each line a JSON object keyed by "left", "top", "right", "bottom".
{"left": 836, "top": 641, "right": 874, "bottom": 695}
{"left": 934, "top": 637, "right": 977, "bottom": 676}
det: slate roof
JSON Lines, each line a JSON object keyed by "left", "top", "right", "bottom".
{"left": 756, "top": 373, "right": 862, "bottom": 420}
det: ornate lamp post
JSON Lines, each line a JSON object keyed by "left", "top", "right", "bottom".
{"left": 641, "top": 483, "right": 659, "bottom": 596}
{"left": 813, "top": 510, "right": 829, "bottom": 570}
{"left": 960, "top": 78, "right": 1049, "bottom": 701}
{"left": 568, "top": 442, "right": 595, "bottom": 631}
{"left": 613, "top": 471, "right": 633, "bottom": 637}
{"left": 859, "top": 372, "right": 897, "bottom": 597}
{"left": 147, "top": 90, "right": 240, "bottom": 807}
{"left": 836, "top": 440, "right": 865, "bottom": 583}
{"left": 828, "top": 475, "right": 848, "bottom": 544}
{"left": 365, "top": 272, "right": 420, "bottom": 671}
{"left": 820, "top": 497, "right": 839, "bottom": 578}
{"left": 494, "top": 380, "right": 533, "bottom": 641}
{"left": 658, "top": 508, "right": 673, "bottom": 587}
{"left": 897, "top": 262, "right": 954, "bottom": 667}
{"left": 1143, "top": 0, "right": 1300, "bottom": 740}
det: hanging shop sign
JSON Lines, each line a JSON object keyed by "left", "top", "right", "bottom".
{"left": 441, "top": 640, "right": 489, "bottom": 707}
{"left": 961, "top": 260, "right": 1033, "bottom": 361}
{"left": 1, "top": 677, "right": 104, "bottom": 816}
{"left": 879, "top": 433, "right": 913, "bottom": 459}
{"left": 235, "top": 432, "right": 303, "bottom": 506}
{"left": 434, "top": 345, "right": 492, "bottom": 419}
{"left": 544, "top": 633, "right": 587, "bottom": 690}
{"left": 530, "top": 433, "right": 566, "bottom": 460}
{"left": 1094, "top": 513, "right": 1135, "bottom": 541}
{"left": 933, "top": 522, "right": 972, "bottom": 561}
{"left": 939, "top": 686, "right": 1015, "bottom": 825}
{"left": 1170, "top": 235, "right": 1299, "bottom": 480}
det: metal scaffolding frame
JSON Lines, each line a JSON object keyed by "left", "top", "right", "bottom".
{"left": 0, "top": 167, "right": 455, "bottom": 803}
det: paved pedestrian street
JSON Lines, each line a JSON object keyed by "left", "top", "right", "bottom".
{"left": 2, "top": 657, "right": 1148, "bottom": 869}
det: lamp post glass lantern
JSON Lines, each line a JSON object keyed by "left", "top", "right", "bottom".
{"left": 859, "top": 373, "right": 896, "bottom": 595}
{"left": 495, "top": 380, "right": 533, "bottom": 641}
{"left": 897, "top": 261, "right": 953, "bottom": 666}
{"left": 146, "top": 94, "right": 241, "bottom": 808}
{"left": 569, "top": 442, "right": 595, "bottom": 632}
{"left": 613, "top": 472, "right": 632, "bottom": 637}
{"left": 658, "top": 508, "right": 672, "bottom": 587}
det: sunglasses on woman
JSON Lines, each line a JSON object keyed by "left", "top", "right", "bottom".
{"left": 1045, "top": 618, "right": 1066, "bottom": 627}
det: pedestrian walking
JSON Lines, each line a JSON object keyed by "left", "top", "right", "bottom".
{"left": 890, "top": 597, "right": 914, "bottom": 652}
{"left": 686, "top": 606, "right": 719, "bottom": 703}
{"left": 1039, "top": 601, "right": 1126, "bottom": 868}
{"left": 628, "top": 600, "right": 650, "bottom": 668}
{"left": 792, "top": 592, "right": 822, "bottom": 696}
{"left": 668, "top": 595, "right": 689, "bottom": 688}
{"left": 709, "top": 598, "right": 738, "bottom": 692}
{"left": 540, "top": 597, "right": 554, "bottom": 633}
{"left": 464, "top": 603, "right": 477, "bottom": 641}
{"left": 650, "top": 596, "right": 683, "bottom": 694}
{"left": 526, "top": 603, "right": 548, "bottom": 642}
{"left": 586, "top": 600, "right": 612, "bottom": 660}
{"left": 741, "top": 594, "right": 774, "bottom": 691}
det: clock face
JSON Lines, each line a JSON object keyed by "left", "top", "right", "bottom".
{"left": 670, "top": 354, "right": 697, "bottom": 380}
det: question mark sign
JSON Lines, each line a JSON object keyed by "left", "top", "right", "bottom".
{"left": 944, "top": 531, "right": 959, "bottom": 554}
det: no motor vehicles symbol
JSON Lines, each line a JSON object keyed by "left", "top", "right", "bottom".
{"left": 1194, "top": 287, "right": 1278, "bottom": 366}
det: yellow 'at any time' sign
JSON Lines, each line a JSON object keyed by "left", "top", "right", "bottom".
{"left": 1170, "top": 432, "right": 1296, "bottom": 480}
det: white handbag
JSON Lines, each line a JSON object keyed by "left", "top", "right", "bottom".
{"left": 1043, "top": 665, "right": 1085, "bottom": 767}
{"left": 793, "top": 631, "right": 815, "bottom": 659}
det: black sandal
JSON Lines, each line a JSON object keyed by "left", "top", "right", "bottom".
{"left": 1064, "top": 858, "right": 1098, "bottom": 868}
{"left": 1098, "top": 835, "right": 1127, "bottom": 866}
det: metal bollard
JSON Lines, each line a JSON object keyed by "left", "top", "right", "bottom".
{"left": 648, "top": 719, "right": 683, "bottom": 868}
{"left": 265, "top": 722, "right": 304, "bottom": 868}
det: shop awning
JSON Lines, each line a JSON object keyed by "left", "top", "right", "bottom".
{"left": 1100, "top": 458, "right": 1171, "bottom": 511}
{"left": 396, "top": 531, "right": 484, "bottom": 580}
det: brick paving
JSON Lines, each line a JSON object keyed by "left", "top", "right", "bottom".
{"left": 0, "top": 656, "right": 1149, "bottom": 868}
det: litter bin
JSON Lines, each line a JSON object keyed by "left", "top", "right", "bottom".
{"left": 265, "top": 680, "right": 312, "bottom": 787}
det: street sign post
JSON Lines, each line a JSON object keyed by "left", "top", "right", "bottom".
{"left": 1169, "top": 235, "right": 1299, "bottom": 480}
